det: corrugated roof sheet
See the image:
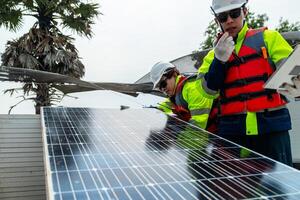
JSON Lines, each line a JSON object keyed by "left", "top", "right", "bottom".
{"left": 0, "top": 114, "right": 46, "bottom": 200}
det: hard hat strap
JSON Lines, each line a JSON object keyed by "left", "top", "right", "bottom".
{"left": 211, "top": 6, "right": 225, "bottom": 33}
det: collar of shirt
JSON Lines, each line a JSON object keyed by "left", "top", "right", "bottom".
{"left": 235, "top": 22, "right": 249, "bottom": 54}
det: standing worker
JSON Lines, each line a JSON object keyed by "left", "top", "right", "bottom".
{"left": 197, "top": 0, "right": 294, "bottom": 165}
{"left": 150, "top": 61, "right": 217, "bottom": 132}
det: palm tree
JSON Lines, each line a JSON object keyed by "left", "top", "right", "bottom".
{"left": 0, "top": 0, "right": 100, "bottom": 114}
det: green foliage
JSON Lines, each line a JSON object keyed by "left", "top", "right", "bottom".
{"left": 0, "top": 0, "right": 101, "bottom": 114}
{"left": 275, "top": 18, "right": 300, "bottom": 32}
{"left": 245, "top": 12, "right": 268, "bottom": 29}
{"left": 0, "top": 1, "right": 23, "bottom": 31}
{"left": 0, "top": 0, "right": 101, "bottom": 36}
{"left": 200, "top": 21, "right": 220, "bottom": 50}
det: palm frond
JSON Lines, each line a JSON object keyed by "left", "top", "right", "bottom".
{"left": 18, "top": 53, "right": 41, "bottom": 69}
{"left": 58, "top": 2, "right": 100, "bottom": 38}
{"left": 3, "top": 88, "right": 19, "bottom": 96}
{"left": 0, "top": 8, "right": 23, "bottom": 31}
{"left": 22, "top": 0, "right": 35, "bottom": 9}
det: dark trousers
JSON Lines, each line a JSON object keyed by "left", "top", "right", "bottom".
{"left": 222, "top": 131, "right": 293, "bottom": 167}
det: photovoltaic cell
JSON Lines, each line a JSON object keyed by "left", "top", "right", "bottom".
{"left": 41, "top": 107, "right": 300, "bottom": 200}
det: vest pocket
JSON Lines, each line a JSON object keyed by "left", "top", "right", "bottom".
{"left": 257, "top": 108, "right": 292, "bottom": 133}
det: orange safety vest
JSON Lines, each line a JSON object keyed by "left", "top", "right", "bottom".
{"left": 170, "top": 75, "right": 191, "bottom": 122}
{"left": 171, "top": 75, "right": 218, "bottom": 133}
{"left": 219, "top": 27, "right": 287, "bottom": 116}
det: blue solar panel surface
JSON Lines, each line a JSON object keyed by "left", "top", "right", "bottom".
{"left": 42, "top": 107, "right": 300, "bottom": 200}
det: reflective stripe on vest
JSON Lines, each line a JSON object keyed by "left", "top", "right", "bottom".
{"left": 190, "top": 108, "right": 211, "bottom": 116}
{"left": 219, "top": 28, "right": 287, "bottom": 115}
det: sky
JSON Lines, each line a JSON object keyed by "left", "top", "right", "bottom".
{"left": 0, "top": 0, "right": 299, "bottom": 114}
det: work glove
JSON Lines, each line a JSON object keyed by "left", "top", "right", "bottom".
{"left": 214, "top": 32, "right": 235, "bottom": 63}
{"left": 278, "top": 75, "right": 300, "bottom": 99}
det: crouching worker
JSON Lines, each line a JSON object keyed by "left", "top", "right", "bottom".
{"left": 150, "top": 61, "right": 217, "bottom": 133}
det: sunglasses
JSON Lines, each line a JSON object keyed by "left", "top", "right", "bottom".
{"left": 157, "top": 69, "right": 174, "bottom": 90}
{"left": 216, "top": 7, "right": 242, "bottom": 23}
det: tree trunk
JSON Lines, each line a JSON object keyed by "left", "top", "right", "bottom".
{"left": 35, "top": 83, "right": 50, "bottom": 114}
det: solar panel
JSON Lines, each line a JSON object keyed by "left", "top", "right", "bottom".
{"left": 41, "top": 107, "right": 300, "bottom": 200}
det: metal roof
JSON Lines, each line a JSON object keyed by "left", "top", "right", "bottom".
{"left": 0, "top": 114, "right": 46, "bottom": 200}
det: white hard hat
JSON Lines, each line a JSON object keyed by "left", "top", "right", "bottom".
{"left": 150, "top": 61, "right": 175, "bottom": 89}
{"left": 212, "top": 0, "right": 247, "bottom": 14}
